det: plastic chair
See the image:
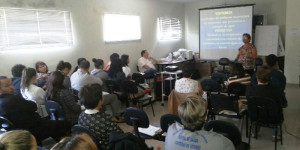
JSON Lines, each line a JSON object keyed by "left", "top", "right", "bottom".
{"left": 201, "top": 79, "right": 221, "bottom": 120}
{"left": 0, "top": 116, "right": 15, "bottom": 132}
{"left": 248, "top": 97, "right": 283, "bottom": 150}
{"left": 204, "top": 120, "right": 250, "bottom": 150}
{"left": 71, "top": 125, "right": 103, "bottom": 150}
{"left": 255, "top": 58, "right": 263, "bottom": 71}
{"left": 228, "top": 82, "right": 247, "bottom": 97}
{"left": 124, "top": 107, "right": 151, "bottom": 140}
{"left": 45, "top": 100, "right": 65, "bottom": 121}
{"left": 160, "top": 114, "right": 181, "bottom": 133}
{"left": 219, "top": 58, "right": 231, "bottom": 74}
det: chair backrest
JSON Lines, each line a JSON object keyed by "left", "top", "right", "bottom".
{"left": 160, "top": 114, "right": 181, "bottom": 133}
{"left": 201, "top": 79, "right": 220, "bottom": 92}
{"left": 255, "top": 58, "right": 263, "bottom": 66}
{"left": 45, "top": 100, "right": 65, "bottom": 121}
{"left": 136, "top": 65, "right": 140, "bottom": 72}
{"left": 71, "top": 125, "right": 103, "bottom": 150}
{"left": 132, "top": 73, "right": 145, "bottom": 84}
{"left": 105, "top": 79, "right": 118, "bottom": 93}
{"left": 210, "top": 94, "right": 239, "bottom": 114}
{"left": 212, "top": 72, "right": 227, "bottom": 84}
{"left": 0, "top": 116, "right": 15, "bottom": 131}
{"left": 247, "top": 97, "right": 283, "bottom": 124}
{"left": 227, "top": 82, "right": 246, "bottom": 96}
{"left": 204, "top": 120, "right": 241, "bottom": 146}
{"left": 219, "top": 58, "right": 230, "bottom": 66}
{"left": 124, "top": 107, "right": 149, "bottom": 139}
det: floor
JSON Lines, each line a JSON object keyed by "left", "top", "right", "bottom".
{"left": 118, "top": 84, "right": 300, "bottom": 150}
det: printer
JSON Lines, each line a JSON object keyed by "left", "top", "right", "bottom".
{"left": 178, "top": 49, "right": 193, "bottom": 60}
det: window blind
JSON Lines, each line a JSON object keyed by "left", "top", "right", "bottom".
{"left": 0, "top": 8, "right": 73, "bottom": 51}
{"left": 158, "top": 17, "right": 182, "bottom": 41}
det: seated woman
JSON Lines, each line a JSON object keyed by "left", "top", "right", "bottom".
{"left": 227, "top": 63, "right": 251, "bottom": 85}
{"left": 108, "top": 59, "right": 129, "bottom": 84}
{"left": 104, "top": 53, "right": 119, "bottom": 71}
{"left": 165, "top": 96, "right": 235, "bottom": 150}
{"left": 35, "top": 61, "right": 49, "bottom": 88}
{"left": 175, "top": 63, "right": 203, "bottom": 96}
{"left": 121, "top": 54, "right": 131, "bottom": 78}
{"left": 46, "top": 71, "right": 82, "bottom": 125}
{"left": 91, "top": 58, "right": 108, "bottom": 81}
{"left": 21, "top": 68, "right": 48, "bottom": 118}
{"left": 0, "top": 130, "right": 41, "bottom": 150}
{"left": 78, "top": 84, "right": 123, "bottom": 149}
{"left": 56, "top": 61, "right": 72, "bottom": 90}
{"left": 51, "top": 133, "right": 97, "bottom": 150}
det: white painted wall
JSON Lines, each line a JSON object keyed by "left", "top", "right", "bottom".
{"left": 0, "top": 0, "right": 185, "bottom": 76}
{"left": 284, "top": 0, "right": 300, "bottom": 84}
{"left": 184, "top": 0, "right": 287, "bottom": 53}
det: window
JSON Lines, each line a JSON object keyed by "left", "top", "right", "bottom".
{"left": 158, "top": 17, "right": 182, "bottom": 41}
{"left": 0, "top": 8, "right": 73, "bottom": 51}
{"left": 103, "top": 14, "right": 141, "bottom": 42}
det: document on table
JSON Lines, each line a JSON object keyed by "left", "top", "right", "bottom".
{"left": 138, "top": 125, "right": 162, "bottom": 136}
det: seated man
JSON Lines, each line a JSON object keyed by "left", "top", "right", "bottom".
{"left": 0, "top": 76, "right": 71, "bottom": 144}
{"left": 71, "top": 60, "right": 123, "bottom": 122}
{"left": 78, "top": 84, "right": 123, "bottom": 150}
{"left": 251, "top": 54, "right": 286, "bottom": 90}
{"left": 11, "top": 64, "right": 26, "bottom": 96}
{"left": 165, "top": 96, "right": 234, "bottom": 150}
{"left": 137, "top": 50, "right": 159, "bottom": 78}
{"left": 247, "top": 65, "right": 287, "bottom": 107}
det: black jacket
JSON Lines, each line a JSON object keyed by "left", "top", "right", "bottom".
{"left": 0, "top": 94, "right": 41, "bottom": 130}
{"left": 108, "top": 133, "right": 151, "bottom": 150}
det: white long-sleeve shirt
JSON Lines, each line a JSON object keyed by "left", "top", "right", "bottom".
{"left": 21, "top": 84, "right": 48, "bottom": 118}
{"left": 71, "top": 69, "right": 103, "bottom": 91}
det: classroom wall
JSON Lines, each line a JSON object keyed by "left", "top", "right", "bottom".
{"left": 184, "top": 0, "right": 287, "bottom": 52}
{"left": 284, "top": 0, "right": 300, "bottom": 84}
{"left": 0, "top": 0, "right": 185, "bottom": 76}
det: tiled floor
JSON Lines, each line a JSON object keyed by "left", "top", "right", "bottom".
{"left": 119, "top": 84, "right": 300, "bottom": 150}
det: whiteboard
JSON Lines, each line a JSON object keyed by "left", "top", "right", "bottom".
{"left": 255, "top": 25, "right": 279, "bottom": 56}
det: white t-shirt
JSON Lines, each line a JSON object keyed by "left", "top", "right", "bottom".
{"left": 175, "top": 78, "right": 199, "bottom": 93}
{"left": 165, "top": 122, "right": 235, "bottom": 150}
{"left": 122, "top": 66, "right": 131, "bottom": 77}
{"left": 137, "top": 57, "right": 156, "bottom": 73}
{"left": 70, "top": 69, "right": 103, "bottom": 91}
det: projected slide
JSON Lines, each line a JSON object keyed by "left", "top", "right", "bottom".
{"left": 199, "top": 5, "right": 253, "bottom": 60}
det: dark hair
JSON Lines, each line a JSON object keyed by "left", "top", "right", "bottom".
{"left": 257, "top": 65, "right": 272, "bottom": 83}
{"left": 92, "top": 58, "right": 104, "bottom": 69}
{"left": 108, "top": 59, "right": 122, "bottom": 77}
{"left": 182, "top": 63, "right": 194, "bottom": 78}
{"left": 110, "top": 53, "right": 120, "bottom": 61}
{"left": 121, "top": 55, "right": 129, "bottom": 67}
{"left": 46, "top": 71, "right": 65, "bottom": 99}
{"left": 266, "top": 54, "right": 278, "bottom": 67}
{"left": 79, "top": 84, "right": 102, "bottom": 109}
{"left": 11, "top": 64, "right": 26, "bottom": 77}
{"left": 230, "top": 63, "right": 245, "bottom": 78}
{"left": 21, "top": 68, "right": 37, "bottom": 92}
{"left": 56, "top": 61, "right": 72, "bottom": 71}
{"left": 73, "top": 58, "right": 87, "bottom": 73}
{"left": 141, "top": 50, "right": 147, "bottom": 57}
{"left": 79, "top": 60, "right": 90, "bottom": 70}
{"left": 243, "top": 33, "right": 251, "bottom": 42}
{"left": 35, "top": 61, "right": 48, "bottom": 73}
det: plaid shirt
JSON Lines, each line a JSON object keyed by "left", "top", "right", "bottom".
{"left": 52, "top": 89, "right": 81, "bottom": 125}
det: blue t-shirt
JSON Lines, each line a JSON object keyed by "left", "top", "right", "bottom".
{"left": 165, "top": 122, "right": 235, "bottom": 150}
{"left": 11, "top": 77, "right": 21, "bottom": 96}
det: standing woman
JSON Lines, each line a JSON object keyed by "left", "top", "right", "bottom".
{"left": 56, "top": 61, "right": 72, "bottom": 90}
{"left": 236, "top": 33, "right": 257, "bottom": 76}
{"left": 35, "top": 61, "right": 49, "bottom": 88}
{"left": 121, "top": 54, "right": 131, "bottom": 78}
{"left": 46, "top": 71, "right": 81, "bottom": 125}
{"left": 21, "top": 68, "right": 48, "bottom": 118}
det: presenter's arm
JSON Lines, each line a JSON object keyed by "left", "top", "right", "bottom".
{"left": 149, "top": 57, "right": 161, "bottom": 64}
{"left": 248, "top": 46, "right": 257, "bottom": 58}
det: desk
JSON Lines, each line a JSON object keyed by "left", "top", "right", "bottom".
{"left": 156, "top": 59, "right": 193, "bottom": 71}
{"left": 160, "top": 70, "right": 182, "bottom": 106}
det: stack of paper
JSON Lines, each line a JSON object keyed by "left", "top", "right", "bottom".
{"left": 138, "top": 125, "right": 162, "bottom": 136}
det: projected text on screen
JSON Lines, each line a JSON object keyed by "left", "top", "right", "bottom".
{"left": 200, "top": 6, "right": 252, "bottom": 50}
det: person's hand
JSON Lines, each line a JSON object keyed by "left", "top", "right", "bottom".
{"left": 42, "top": 74, "right": 48, "bottom": 79}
